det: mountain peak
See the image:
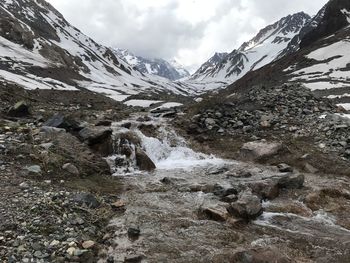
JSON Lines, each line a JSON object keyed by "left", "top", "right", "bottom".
{"left": 192, "top": 11, "right": 311, "bottom": 82}
{"left": 300, "top": 0, "right": 350, "bottom": 48}
{"left": 113, "top": 49, "right": 190, "bottom": 81}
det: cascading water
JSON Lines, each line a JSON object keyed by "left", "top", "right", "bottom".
{"left": 107, "top": 116, "right": 226, "bottom": 175}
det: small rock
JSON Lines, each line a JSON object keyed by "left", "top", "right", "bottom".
{"left": 227, "top": 191, "right": 263, "bottom": 220}
{"left": 124, "top": 255, "right": 143, "bottom": 263}
{"left": 62, "top": 163, "right": 80, "bottom": 176}
{"left": 304, "top": 163, "right": 318, "bottom": 174}
{"left": 73, "top": 193, "right": 100, "bottom": 209}
{"left": 7, "top": 101, "right": 30, "bottom": 117}
{"left": 240, "top": 141, "right": 283, "bottom": 160}
{"left": 200, "top": 205, "right": 228, "bottom": 222}
{"left": 127, "top": 227, "right": 141, "bottom": 239}
{"left": 19, "top": 182, "right": 30, "bottom": 189}
{"left": 82, "top": 240, "right": 95, "bottom": 249}
{"left": 277, "top": 163, "right": 293, "bottom": 173}
{"left": 50, "top": 240, "right": 60, "bottom": 247}
{"left": 25, "top": 165, "right": 41, "bottom": 174}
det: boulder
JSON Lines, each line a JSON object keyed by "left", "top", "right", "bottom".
{"left": 277, "top": 163, "right": 293, "bottom": 173}
{"left": 240, "top": 141, "right": 283, "bottom": 160}
{"left": 44, "top": 114, "right": 81, "bottom": 132}
{"left": 213, "top": 183, "right": 238, "bottom": 197}
{"left": 135, "top": 147, "right": 156, "bottom": 171}
{"left": 278, "top": 173, "right": 304, "bottom": 189}
{"left": 7, "top": 101, "right": 30, "bottom": 117}
{"left": 200, "top": 204, "right": 229, "bottom": 222}
{"left": 249, "top": 180, "right": 280, "bottom": 200}
{"left": 227, "top": 191, "right": 263, "bottom": 220}
{"left": 62, "top": 163, "right": 80, "bottom": 176}
{"left": 79, "top": 127, "right": 113, "bottom": 156}
{"left": 232, "top": 248, "right": 291, "bottom": 263}
{"left": 73, "top": 193, "right": 100, "bottom": 209}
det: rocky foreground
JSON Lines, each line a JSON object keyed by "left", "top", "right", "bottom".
{"left": 183, "top": 84, "right": 350, "bottom": 175}
{"left": 0, "top": 83, "right": 350, "bottom": 262}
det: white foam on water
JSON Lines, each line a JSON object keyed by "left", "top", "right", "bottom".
{"left": 137, "top": 128, "right": 226, "bottom": 170}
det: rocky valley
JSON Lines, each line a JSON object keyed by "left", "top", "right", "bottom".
{"left": 0, "top": 0, "right": 350, "bottom": 262}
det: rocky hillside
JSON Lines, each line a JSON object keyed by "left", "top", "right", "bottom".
{"left": 0, "top": 0, "right": 205, "bottom": 101}
{"left": 191, "top": 12, "right": 311, "bottom": 82}
{"left": 214, "top": 0, "right": 350, "bottom": 109}
{"left": 114, "top": 49, "right": 190, "bottom": 81}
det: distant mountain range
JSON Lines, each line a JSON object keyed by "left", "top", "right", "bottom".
{"left": 113, "top": 49, "right": 190, "bottom": 81}
{"left": 191, "top": 12, "right": 311, "bottom": 82}
{"left": 0, "top": 0, "right": 349, "bottom": 105}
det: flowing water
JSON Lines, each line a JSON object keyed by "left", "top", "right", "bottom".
{"left": 103, "top": 115, "right": 350, "bottom": 263}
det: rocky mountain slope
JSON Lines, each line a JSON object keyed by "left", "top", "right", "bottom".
{"left": 114, "top": 49, "right": 190, "bottom": 81}
{"left": 0, "top": 0, "right": 207, "bottom": 102}
{"left": 213, "top": 0, "right": 350, "bottom": 109}
{"left": 191, "top": 12, "right": 311, "bottom": 82}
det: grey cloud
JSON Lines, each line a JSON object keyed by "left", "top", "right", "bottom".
{"left": 47, "top": 0, "right": 329, "bottom": 69}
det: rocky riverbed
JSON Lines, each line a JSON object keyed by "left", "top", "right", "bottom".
{"left": 1, "top": 84, "right": 350, "bottom": 262}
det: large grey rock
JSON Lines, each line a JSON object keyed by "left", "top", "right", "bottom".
{"left": 73, "top": 193, "right": 100, "bottom": 209}
{"left": 227, "top": 191, "right": 263, "bottom": 220}
{"left": 7, "top": 101, "right": 30, "bottom": 117}
{"left": 278, "top": 173, "right": 304, "bottom": 189}
{"left": 240, "top": 141, "right": 283, "bottom": 160}
{"left": 62, "top": 163, "right": 79, "bottom": 176}
{"left": 79, "top": 127, "right": 113, "bottom": 156}
{"left": 44, "top": 114, "right": 81, "bottom": 132}
{"left": 135, "top": 147, "right": 156, "bottom": 171}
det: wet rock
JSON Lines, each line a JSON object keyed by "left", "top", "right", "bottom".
{"left": 249, "top": 180, "right": 280, "bottom": 200}
{"left": 95, "top": 120, "right": 112, "bottom": 127}
{"left": 135, "top": 147, "right": 156, "bottom": 171}
{"left": 304, "top": 163, "right": 318, "bottom": 173}
{"left": 117, "top": 131, "right": 142, "bottom": 146}
{"left": 79, "top": 126, "right": 113, "bottom": 156}
{"left": 124, "top": 255, "right": 143, "bottom": 263}
{"left": 44, "top": 114, "right": 81, "bottom": 132}
{"left": 232, "top": 248, "right": 291, "bottom": 263}
{"left": 278, "top": 173, "right": 304, "bottom": 189}
{"left": 7, "top": 101, "right": 30, "bottom": 117}
{"left": 240, "top": 141, "right": 283, "bottom": 160}
{"left": 213, "top": 183, "right": 238, "bottom": 197}
{"left": 73, "top": 193, "right": 100, "bottom": 209}
{"left": 277, "top": 163, "right": 293, "bottom": 173}
{"left": 221, "top": 194, "right": 238, "bottom": 203}
{"left": 200, "top": 204, "right": 229, "bottom": 222}
{"left": 227, "top": 191, "right": 263, "bottom": 220}
{"left": 127, "top": 227, "right": 141, "bottom": 240}
{"left": 62, "top": 163, "right": 79, "bottom": 176}
{"left": 40, "top": 126, "right": 66, "bottom": 135}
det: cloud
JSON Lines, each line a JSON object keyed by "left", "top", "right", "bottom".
{"left": 47, "top": 0, "right": 328, "bottom": 72}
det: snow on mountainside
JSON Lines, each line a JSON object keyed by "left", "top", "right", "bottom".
{"left": 221, "top": 0, "right": 350, "bottom": 109}
{"left": 0, "top": 0, "right": 204, "bottom": 102}
{"left": 113, "top": 49, "right": 190, "bottom": 81}
{"left": 191, "top": 12, "right": 311, "bottom": 82}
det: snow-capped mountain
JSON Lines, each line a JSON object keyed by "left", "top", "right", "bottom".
{"left": 0, "top": 0, "right": 202, "bottom": 101}
{"left": 191, "top": 52, "right": 228, "bottom": 80}
{"left": 191, "top": 12, "right": 311, "bottom": 82}
{"left": 222, "top": 0, "right": 350, "bottom": 109}
{"left": 113, "top": 49, "right": 190, "bottom": 81}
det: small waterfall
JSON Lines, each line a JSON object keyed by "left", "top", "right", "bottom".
{"left": 107, "top": 116, "right": 225, "bottom": 175}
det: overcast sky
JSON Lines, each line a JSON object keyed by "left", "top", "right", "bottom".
{"left": 47, "top": 0, "right": 328, "bottom": 72}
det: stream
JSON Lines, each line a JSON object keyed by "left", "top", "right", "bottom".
{"left": 102, "top": 115, "right": 350, "bottom": 263}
